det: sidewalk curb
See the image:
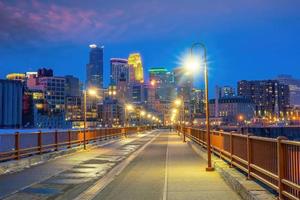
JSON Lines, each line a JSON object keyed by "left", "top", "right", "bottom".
{"left": 187, "top": 139, "right": 277, "bottom": 200}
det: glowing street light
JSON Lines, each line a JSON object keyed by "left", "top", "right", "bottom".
{"left": 140, "top": 110, "right": 146, "bottom": 117}
{"left": 83, "top": 88, "right": 98, "bottom": 150}
{"left": 125, "top": 104, "right": 134, "bottom": 111}
{"left": 88, "top": 89, "right": 97, "bottom": 96}
{"left": 174, "top": 99, "right": 182, "bottom": 106}
{"left": 186, "top": 42, "right": 214, "bottom": 171}
{"left": 124, "top": 103, "right": 134, "bottom": 127}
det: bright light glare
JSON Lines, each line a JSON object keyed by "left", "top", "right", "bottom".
{"left": 141, "top": 110, "right": 146, "bottom": 116}
{"left": 126, "top": 104, "right": 134, "bottom": 111}
{"left": 88, "top": 89, "right": 97, "bottom": 96}
{"left": 150, "top": 80, "right": 156, "bottom": 86}
{"left": 181, "top": 54, "right": 202, "bottom": 74}
{"left": 174, "top": 99, "right": 182, "bottom": 106}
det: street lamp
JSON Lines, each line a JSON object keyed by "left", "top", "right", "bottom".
{"left": 83, "top": 88, "right": 97, "bottom": 150}
{"left": 124, "top": 103, "right": 134, "bottom": 127}
{"left": 174, "top": 97, "right": 184, "bottom": 125}
{"left": 189, "top": 42, "right": 214, "bottom": 171}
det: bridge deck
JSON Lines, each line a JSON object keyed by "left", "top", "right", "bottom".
{"left": 93, "top": 131, "right": 241, "bottom": 200}
{"left": 1, "top": 130, "right": 241, "bottom": 200}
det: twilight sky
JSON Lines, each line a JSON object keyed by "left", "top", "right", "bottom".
{"left": 0, "top": 0, "right": 300, "bottom": 92}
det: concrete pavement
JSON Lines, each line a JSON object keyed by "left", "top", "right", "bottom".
{"left": 1, "top": 130, "right": 242, "bottom": 200}
{"left": 0, "top": 131, "right": 156, "bottom": 199}
{"left": 92, "top": 131, "right": 241, "bottom": 200}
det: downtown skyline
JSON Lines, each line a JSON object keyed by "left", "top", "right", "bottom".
{"left": 1, "top": 0, "right": 300, "bottom": 91}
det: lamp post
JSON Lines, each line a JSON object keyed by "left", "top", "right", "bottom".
{"left": 124, "top": 104, "right": 134, "bottom": 127}
{"left": 190, "top": 42, "right": 214, "bottom": 171}
{"left": 83, "top": 88, "right": 97, "bottom": 150}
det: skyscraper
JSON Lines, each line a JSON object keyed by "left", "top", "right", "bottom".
{"left": 173, "top": 67, "right": 194, "bottom": 123}
{"left": 128, "top": 53, "right": 144, "bottom": 83}
{"left": 86, "top": 44, "right": 104, "bottom": 89}
{"left": 149, "top": 67, "right": 176, "bottom": 102}
{"left": 173, "top": 67, "right": 193, "bottom": 101}
{"left": 216, "top": 85, "right": 235, "bottom": 98}
{"left": 110, "top": 58, "right": 129, "bottom": 86}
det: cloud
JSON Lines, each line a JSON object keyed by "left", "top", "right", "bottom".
{"left": 0, "top": 0, "right": 299, "bottom": 47}
{"left": 0, "top": 0, "right": 126, "bottom": 46}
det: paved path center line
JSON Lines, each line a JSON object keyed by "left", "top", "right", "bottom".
{"left": 163, "top": 132, "right": 169, "bottom": 200}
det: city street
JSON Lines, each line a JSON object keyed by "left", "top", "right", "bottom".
{"left": 1, "top": 130, "right": 241, "bottom": 200}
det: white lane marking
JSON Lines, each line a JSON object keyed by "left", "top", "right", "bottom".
{"left": 163, "top": 132, "right": 169, "bottom": 200}
{"left": 74, "top": 131, "right": 160, "bottom": 200}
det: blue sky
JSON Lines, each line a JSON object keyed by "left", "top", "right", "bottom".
{"left": 0, "top": 0, "right": 300, "bottom": 93}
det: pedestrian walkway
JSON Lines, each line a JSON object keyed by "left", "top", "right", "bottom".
{"left": 166, "top": 132, "right": 241, "bottom": 200}
{"left": 93, "top": 131, "right": 241, "bottom": 200}
{"left": 0, "top": 131, "right": 155, "bottom": 199}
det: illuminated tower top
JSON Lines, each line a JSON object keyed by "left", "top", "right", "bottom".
{"left": 128, "top": 53, "right": 144, "bottom": 83}
{"left": 86, "top": 44, "right": 104, "bottom": 89}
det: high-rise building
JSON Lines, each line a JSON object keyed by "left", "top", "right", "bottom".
{"left": 6, "top": 73, "right": 26, "bottom": 82}
{"left": 130, "top": 83, "right": 145, "bottom": 104}
{"left": 110, "top": 58, "right": 129, "bottom": 86}
{"left": 64, "top": 75, "right": 81, "bottom": 121}
{"left": 65, "top": 75, "right": 81, "bottom": 97}
{"left": 99, "top": 98, "right": 123, "bottom": 127}
{"left": 173, "top": 67, "right": 193, "bottom": 101}
{"left": 276, "top": 75, "right": 300, "bottom": 107}
{"left": 25, "top": 68, "right": 66, "bottom": 114}
{"left": 86, "top": 44, "right": 104, "bottom": 89}
{"left": 238, "top": 80, "right": 289, "bottom": 117}
{"left": 0, "top": 79, "right": 23, "bottom": 128}
{"left": 149, "top": 67, "right": 176, "bottom": 102}
{"left": 191, "top": 89, "right": 205, "bottom": 119}
{"left": 128, "top": 53, "right": 144, "bottom": 83}
{"left": 24, "top": 69, "right": 71, "bottom": 128}
{"left": 116, "top": 73, "right": 129, "bottom": 104}
{"left": 38, "top": 76, "right": 66, "bottom": 114}
{"left": 216, "top": 85, "right": 235, "bottom": 98}
{"left": 173, "top": 67, "right": 193, "bottom": 122}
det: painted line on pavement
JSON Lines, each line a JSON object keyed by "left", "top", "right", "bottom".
{"left": 163, "top": 132, "right": 169, "bottom": 200}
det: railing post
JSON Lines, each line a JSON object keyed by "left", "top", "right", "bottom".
{"left": 247, "top": 134, "right": 251, "bottom": 179}
{"left": 68, "top": 130, "right": 71, "bottom": 149}
{"left": 83, "top": 129, "right": 87, "bottom": 149}
{"left": 277, "top": 136, "right": 286, "bottom": 200}
{"left": 55, "top": 130, "right": 58, "bottom": 151}
{"left": 38, "top": 131, "right": 42, "bottom": 154}
{"left": 104, "top": 129, "right": 107, "bottom": 140}
{"left": 230, "top": 132, "right": 233, "bottom": 167}
{"left": 15, "top": 132, "right": 20, "bottom": 160}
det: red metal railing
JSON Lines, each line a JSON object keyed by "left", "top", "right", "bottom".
{"left": 0, "top": 126, "right": 152, "bottom": 162}
{"left": 176, "top": 126, "right": 300, "bottom": 200}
